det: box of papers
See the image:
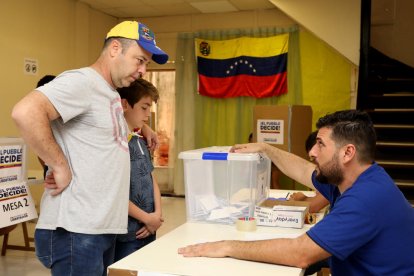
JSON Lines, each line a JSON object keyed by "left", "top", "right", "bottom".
{"left": 178, "top": 146, "right": 270, "bottom": 224}
{"left": 255, "top": 199, "right": 309, "bottom": 228}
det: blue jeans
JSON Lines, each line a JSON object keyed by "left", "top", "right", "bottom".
{"left": 35, "top": 228, "right": 117, "bottom": 276}
{"left": 114, "top": 234, "right": 155, "bottom": 262}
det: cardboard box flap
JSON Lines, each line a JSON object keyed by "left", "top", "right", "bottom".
{"left": 272, "top": 205, "right": 308, "bottom": 212}
{"left": 261, "top": 199, "right": 310, "bottom": 209}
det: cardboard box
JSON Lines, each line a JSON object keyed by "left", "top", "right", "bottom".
{"left": 253, "top": 105, "right": 312, "bottom": 160}
{"left": 255, "top": 199, "right": 309, "bottom": 228}
{"left": 178, "top": 146, "right": 270, "bottom": 224}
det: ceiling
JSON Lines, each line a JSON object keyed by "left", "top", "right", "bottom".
{"left": 79, "top": 0, "right": 276, "bottom": 18}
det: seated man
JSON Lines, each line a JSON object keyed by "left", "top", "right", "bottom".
{"left": 178, "top": 110, "right": 414, "bottom": 275}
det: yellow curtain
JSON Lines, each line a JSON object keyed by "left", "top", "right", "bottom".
{"left": 300, "top": 30, "right": 352, "bottom": 128}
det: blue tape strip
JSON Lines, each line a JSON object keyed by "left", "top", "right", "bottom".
{"left": 202, "top": 152, "right": 228, "bottom": 160}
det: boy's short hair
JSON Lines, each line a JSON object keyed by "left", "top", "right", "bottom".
{"left": 36, "top": 75, "right": 56, "bottom": 88}
{"left": 117, "top": 78, "right": 159, "bottom": 107}
{"left": 305, "top": 131, "right": 318, "bottom": 153}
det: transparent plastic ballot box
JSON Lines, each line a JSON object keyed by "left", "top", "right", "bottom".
{"left": 178, "top": 146, "right": 270, "bottom": 224}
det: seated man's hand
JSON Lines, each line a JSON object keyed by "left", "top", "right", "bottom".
{"left": 289, "top": 192, "right": 308, "bottom": 201}
{"left": 178, "top": 241, "right": 229, "bottom": 258}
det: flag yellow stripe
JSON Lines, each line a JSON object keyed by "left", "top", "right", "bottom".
{"left": 195, "top": 34, "right": 289, "bottom": 59}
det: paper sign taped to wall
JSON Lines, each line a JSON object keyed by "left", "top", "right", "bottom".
{"left": 257, "top": 119, "right": 284, "bottom": 145}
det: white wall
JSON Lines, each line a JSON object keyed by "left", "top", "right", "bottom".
{"left": 269, "top": 0, "right": 361, "bottom": 66}
{"left": 371, "top": 0, "right": 414, "bottom": 67}
{"left": 132, "top": 9, "right": 295, "bottom": 70}
{"left": 0, "top": 0, "right": 117, "bottom": 170}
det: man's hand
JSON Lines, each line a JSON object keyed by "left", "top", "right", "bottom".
{"left": 141, "top": 124, "right": 158, "bottom": 151}
{"left": 44, "top": 165, "right": 72, "bottom": 196}
{"left": 230, "top": 143, "right": 267, "bottom": 154}
{"left": 178, "top": 241, "right": 230, "bottom": 258}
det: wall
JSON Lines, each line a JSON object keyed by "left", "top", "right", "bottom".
{"left": 371, "top": 0, "right": 414, "bottom": 67}
{"left": 0, "top": 0, "right": 117, "bottom": 173}
{"left": 135, "top": 8, "right": 296, "bottom": 70}
{"left": 269, "top": 0, "right": 361, "bottom": 66}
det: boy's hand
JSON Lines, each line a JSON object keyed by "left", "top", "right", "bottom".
{"left": 144, "top": 212, "right": 164, "bottom": 234}
{"left": 136, "top": 226, "right": 152, "bottom": 239}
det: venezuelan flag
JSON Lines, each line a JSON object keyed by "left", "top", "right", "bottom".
{"left": 195, "top": 34, "right": 288, "bottom": 98}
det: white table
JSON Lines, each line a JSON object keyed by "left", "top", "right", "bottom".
{"left": 108, "top": 190, "right": 320, "bottom": 276}
{"left": 108, "top": 221, "right": 314, "bottom": 276}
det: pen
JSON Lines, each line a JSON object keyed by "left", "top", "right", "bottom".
{"left": 285, "top": 192, "right": 290, "bottom": 200}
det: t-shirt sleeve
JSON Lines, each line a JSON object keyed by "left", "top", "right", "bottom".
{"left": 36, "top": 70, "right": 91, "bottom": 123}
{"left": 307, "top": 194, "right": 378, "bottom": 260}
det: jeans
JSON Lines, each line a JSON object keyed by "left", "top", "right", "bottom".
{"left": 35, "top": 228, "right": 117, "bottom": 276}
{"left": 114, "top": 233, "right": 155, "bottom": 262}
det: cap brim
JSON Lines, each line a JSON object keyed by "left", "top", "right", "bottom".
{"left": 137, "top": 40, "right": 169, "bottom": 65}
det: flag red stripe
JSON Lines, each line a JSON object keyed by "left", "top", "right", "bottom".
{"left": 198, "top": 72, "right": 287, "bottom": 98}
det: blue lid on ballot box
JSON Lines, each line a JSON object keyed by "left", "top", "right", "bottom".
{"left": 179, "top": 146, "right": 270, "bottom": 225}
{"left": 178, "top": 146, "right": 262, "bottom": 161}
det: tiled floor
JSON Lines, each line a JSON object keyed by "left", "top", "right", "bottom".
{"left": 0, "top": 196, "right": 186, "bottom": 276}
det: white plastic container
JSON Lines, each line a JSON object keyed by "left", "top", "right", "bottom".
{"left": 178, "top": 146, "right": 270, "bottom": 224}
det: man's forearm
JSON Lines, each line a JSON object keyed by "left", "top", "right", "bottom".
{"left": 178, "top": 234, "right": 328, "bottom": 268}
{"left": 12, "top": 93, "right": 68, "bottom": 171}
{"left": 226, "top": 239, "right": 301, "bottom": 267}
{"left": 261, "top": 144, "right": 315, "bottom": 189}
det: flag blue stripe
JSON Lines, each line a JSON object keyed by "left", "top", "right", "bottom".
{"left": 197, "top": 53, "right": 287, "bottom": 78}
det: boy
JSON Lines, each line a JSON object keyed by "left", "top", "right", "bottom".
{"left": 115, "top": 78, "right": 163, "bottom": 261}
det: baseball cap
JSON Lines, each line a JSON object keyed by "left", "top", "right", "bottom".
{"left": 106, "top": 21, "right": 168, "bottom": 65}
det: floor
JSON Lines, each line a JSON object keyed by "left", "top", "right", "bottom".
{"left": 0, "top": 196, "right": 186, "bottom": 276}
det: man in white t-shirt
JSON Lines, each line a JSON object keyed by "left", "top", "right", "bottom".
{"left": 12, "top": 21, "right": 168, "bottom": 276}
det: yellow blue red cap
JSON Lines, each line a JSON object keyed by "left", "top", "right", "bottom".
{"left": 106, "top": 21, "right": 168, "bottom": 64}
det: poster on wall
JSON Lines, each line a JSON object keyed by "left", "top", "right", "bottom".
{"left": 0, "top": 138, "right": 38, "bottom": 228}
{"left": 256, "top": 119, "right": 284, "bottom": 145}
